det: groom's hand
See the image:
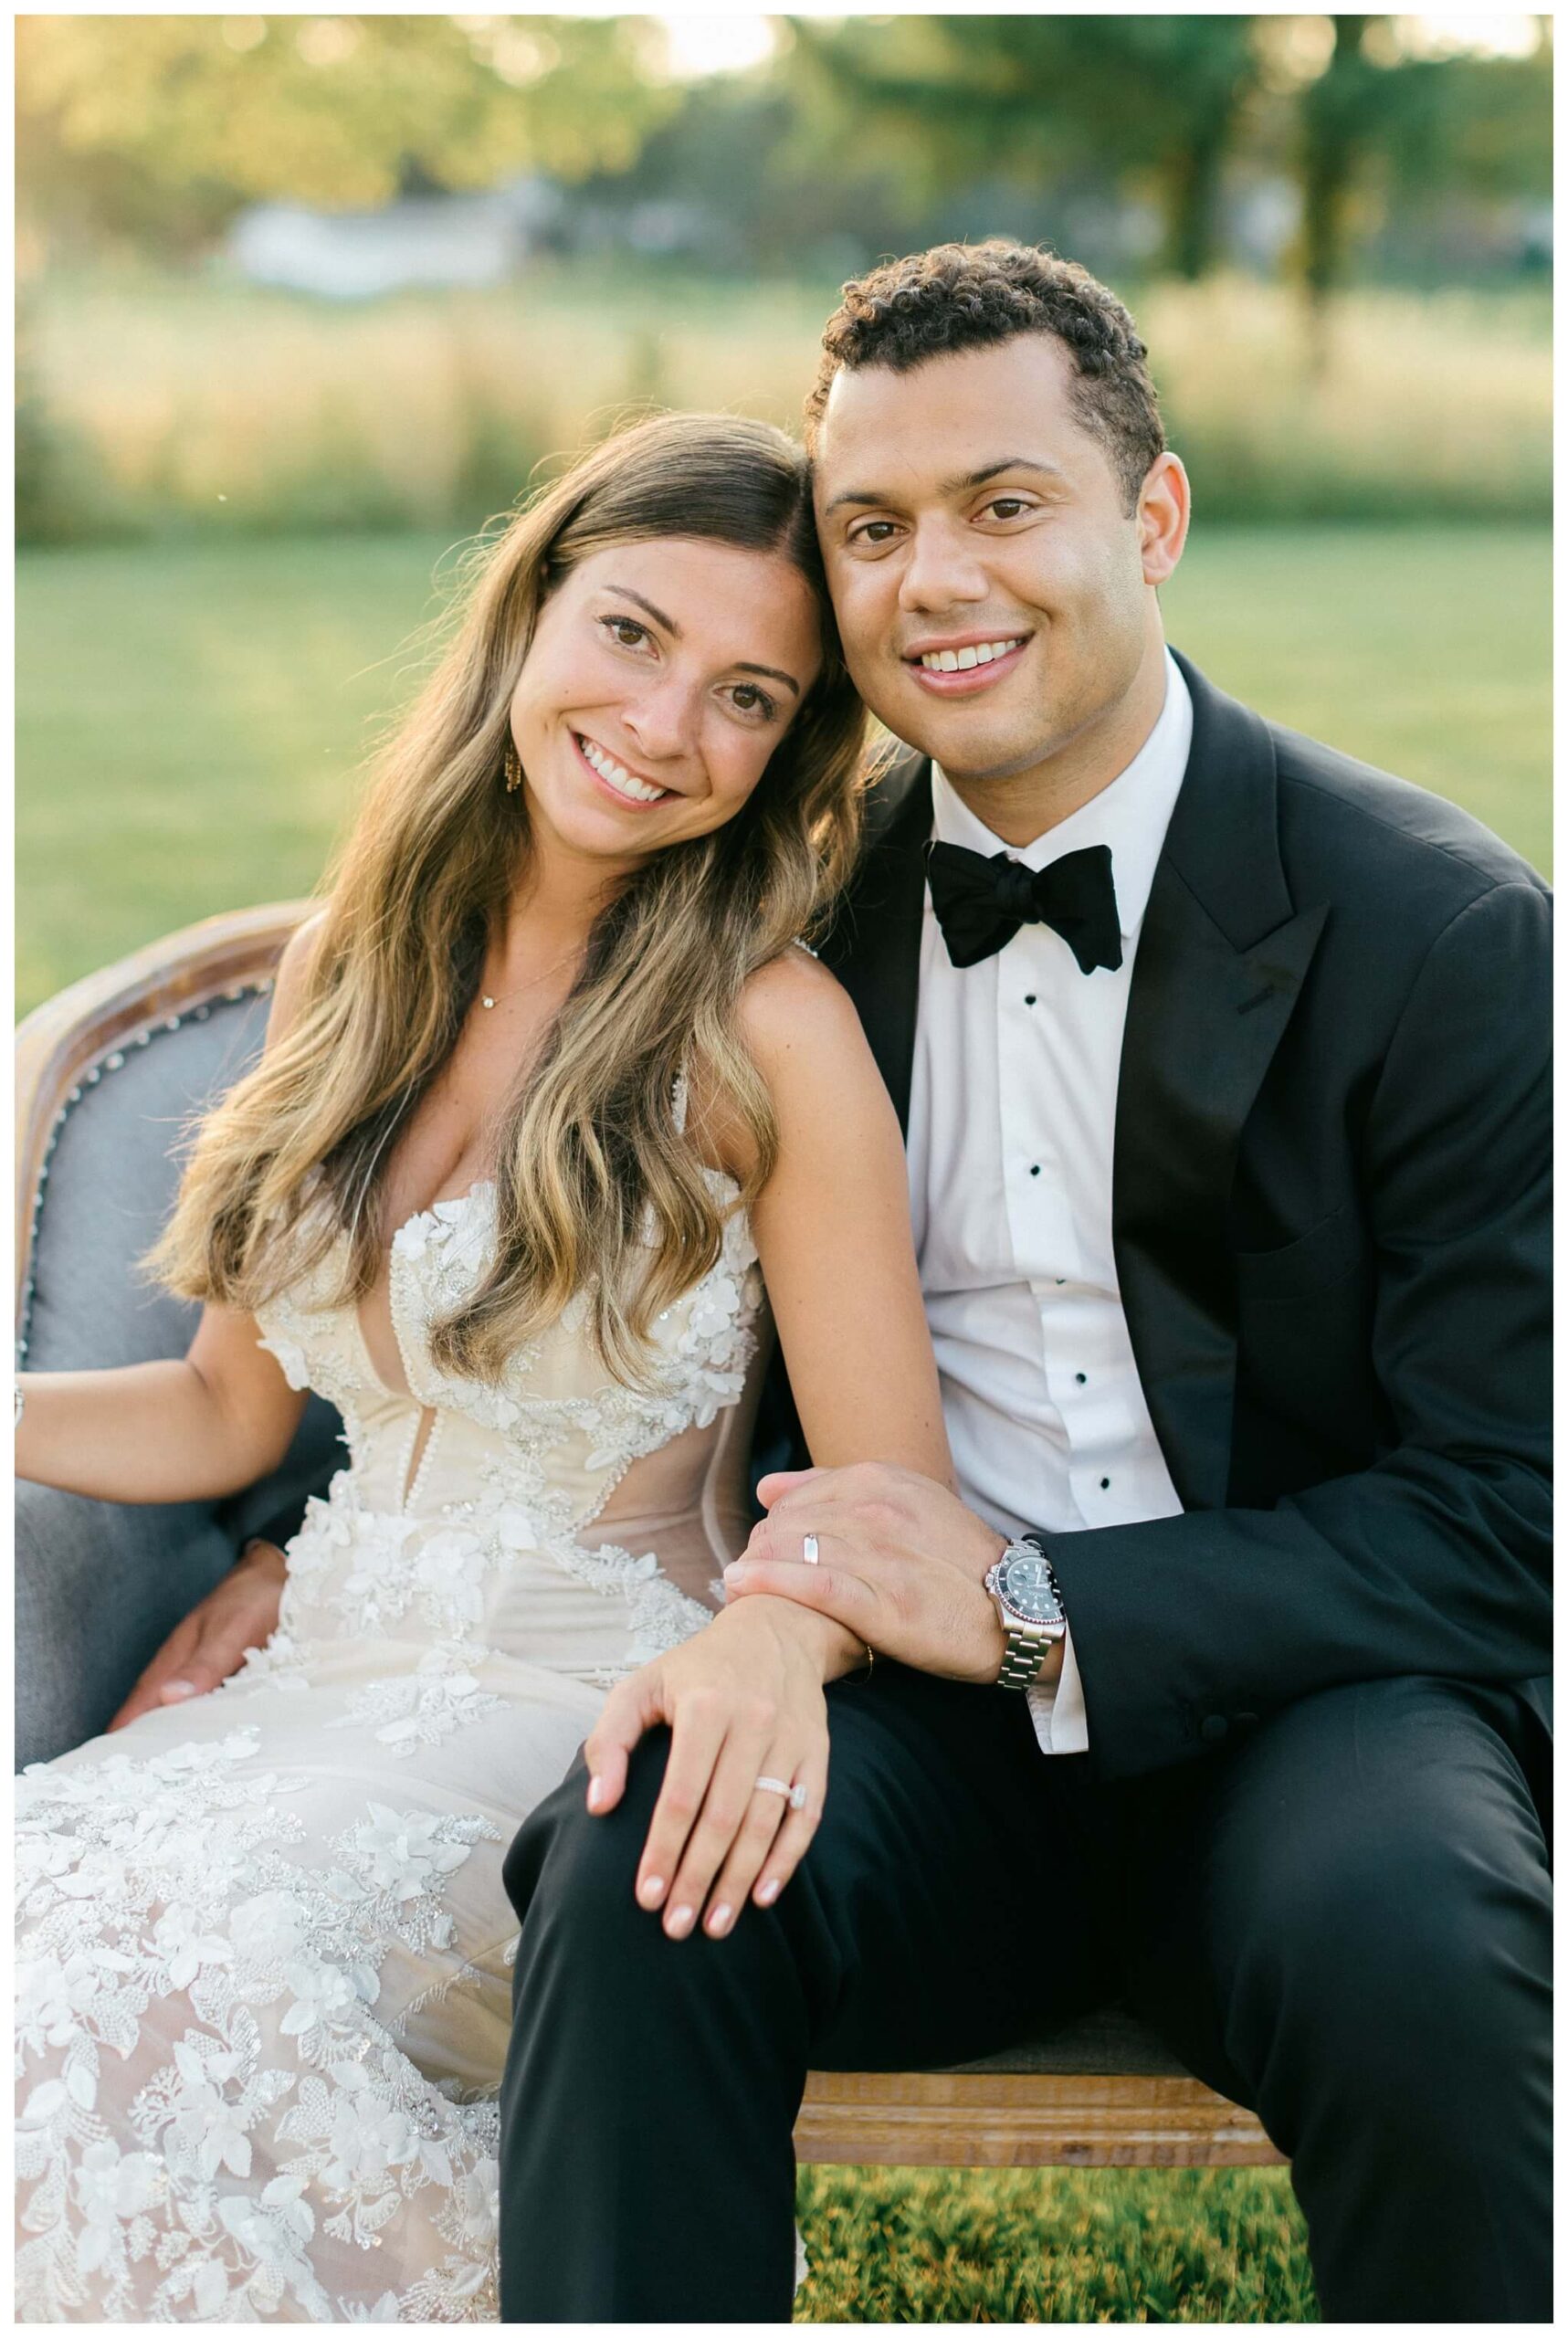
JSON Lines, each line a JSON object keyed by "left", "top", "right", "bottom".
{"left": 726, "top": 1464, "right": 1045, "bottom": 1690}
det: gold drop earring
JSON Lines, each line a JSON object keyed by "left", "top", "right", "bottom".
{"left": 503, "top": 739, "right": 524, "bottom": 794}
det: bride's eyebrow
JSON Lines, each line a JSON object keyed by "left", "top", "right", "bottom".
{"left": 600, "top": 584, "right": 798, "bottom": 696}
{"left": 600, "top": 584, "right": 679, "bottom": 633}
{"left": 734, "top": 660, "right": 800, "bottom": 698}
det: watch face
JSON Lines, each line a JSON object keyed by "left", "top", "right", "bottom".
{"left": 1000, "top": 1551, "right": 1062, "bottom": 1624}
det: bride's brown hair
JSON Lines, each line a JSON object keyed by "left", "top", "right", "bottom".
{"left": 147, "top": 412, "right": 869, "bottom": 1385}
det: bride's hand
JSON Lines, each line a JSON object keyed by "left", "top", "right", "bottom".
{"left": 583, "top": 1599, "right": 832, "bottom": 1942}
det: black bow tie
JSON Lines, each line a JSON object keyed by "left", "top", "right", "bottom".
{"left": 926, "top": 839, "right": 1123, "bottom": 974}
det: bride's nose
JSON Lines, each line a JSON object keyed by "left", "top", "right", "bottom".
{"left": 620, "top": 672, "right": 700, "bottom": 765}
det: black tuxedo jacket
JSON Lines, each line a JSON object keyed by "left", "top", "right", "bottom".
{"left": 258, "top": 654, "right": 1551, "bottom": 1783}
{"left": 785, "top": 650, "right": 1551, "bottom": 1777}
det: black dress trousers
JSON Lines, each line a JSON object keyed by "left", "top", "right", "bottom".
{"left": 498, "top": 1666, "right": 1551, "bottom": 2323}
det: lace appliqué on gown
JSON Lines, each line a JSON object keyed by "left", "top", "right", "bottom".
{"left": 16, "top": 1166, "right": 766, "bottom": 2322}
{"left": 16, "top": 1730, "right": 501, "bottom": 2322}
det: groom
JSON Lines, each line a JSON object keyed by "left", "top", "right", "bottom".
{"left": 124, "top": 241, "right": 1551, "bottom": 2320}
{"left": 495, "top": 241, "right": 1552, "bottom": 2322}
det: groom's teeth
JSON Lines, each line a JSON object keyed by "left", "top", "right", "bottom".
{"left": 578, "top": 736, "right": 669, "bottom": 803}
{"left": 919, "top": 638, "right": 1022, "bottom": 672}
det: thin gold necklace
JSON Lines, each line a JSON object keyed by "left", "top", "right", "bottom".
{"left": 479, "top": 944, "right": 579, "bottom": 1011}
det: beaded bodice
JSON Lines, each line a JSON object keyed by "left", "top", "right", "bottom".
{"left": 251, "top": 1174, "right": 768, "bottom": 1690}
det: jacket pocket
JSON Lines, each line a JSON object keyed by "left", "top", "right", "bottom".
{"left": 1234, "top": 1202, "right": 1366, "bottom": 1304}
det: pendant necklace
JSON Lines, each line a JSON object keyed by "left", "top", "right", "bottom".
{"left": 479, "top": 944, "right": 579, "bottom": 1011}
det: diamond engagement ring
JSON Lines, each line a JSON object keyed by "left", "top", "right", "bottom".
{"left": 755, "top": 1775, "right": 808, "bottom": 1811}
{"left": 802, "top": 1534, "right": 819, "bottom": 1564}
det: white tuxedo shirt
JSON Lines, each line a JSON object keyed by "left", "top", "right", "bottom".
{"left": 905, "top": 651, "right": 1193, "bottom": 1754}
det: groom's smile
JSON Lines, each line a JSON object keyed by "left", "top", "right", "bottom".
{"left": 902, "top": 628, "right": 1032, "bottom": 697}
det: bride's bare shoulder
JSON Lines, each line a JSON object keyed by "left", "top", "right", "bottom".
{"left": 737, "top": 942, "right": 869, "bottom": 1077}
{"left": 689, "top": 947, "right": 886, "bottom": 1185}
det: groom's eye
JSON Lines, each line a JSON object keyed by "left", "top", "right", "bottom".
{"left": 848, "top": 520, "right": 900, "bottom": 547}
{"left": 984, "top": 498, "right": 1032, "bottom": 521}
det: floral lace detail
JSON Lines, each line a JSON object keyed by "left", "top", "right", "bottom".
{"left": 22, "top": 1162, "right": 766, "bottom": 2319}
{"left": 16, "top": 1730, "right": 503, "bottom": 2322}
{"left": 256, "top": 1173, "right": 762, "bottom": 1673}
{"left": 329, "top": 1657, "right": 505, "bottom": 1759}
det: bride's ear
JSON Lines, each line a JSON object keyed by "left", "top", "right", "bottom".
{"left": 1138, "top": 453, "right": 1190, "bottom": 588}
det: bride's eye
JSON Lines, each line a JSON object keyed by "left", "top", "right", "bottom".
{"left": 728, "top": 681, "right": 778, "bottom": 722}
{"left": 600, "top": 615, "right": 651, "bottom": 650}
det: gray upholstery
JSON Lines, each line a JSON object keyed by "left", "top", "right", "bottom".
{"left": 16, "top": 993, "right": 342, "bottom": 1767}
{"left": 16, "top": 992, "right": 1189, "bottom": 2087}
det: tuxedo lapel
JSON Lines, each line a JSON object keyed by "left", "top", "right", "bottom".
{"left": 1115, "top": 654, "right": 1327, "bottom": 1509}
{"left": 820, "top": 753, "right": 931, "bottom": 1133}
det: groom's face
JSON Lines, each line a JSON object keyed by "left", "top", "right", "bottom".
{"left": 813, "top": 335, "right": 1154, "bottom": 784}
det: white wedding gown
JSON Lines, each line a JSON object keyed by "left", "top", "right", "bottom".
{"left": 16, "top": 1166, "right": 768, "bottom": 2321}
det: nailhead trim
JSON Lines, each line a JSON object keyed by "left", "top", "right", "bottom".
{"left": 16, "top": 977, "right": 275, "bottom": 1368}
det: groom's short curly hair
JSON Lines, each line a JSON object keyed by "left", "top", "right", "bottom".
{"left": 805, "top": 240, "right": 1165, "bottom": 513}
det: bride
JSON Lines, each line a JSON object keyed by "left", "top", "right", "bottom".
{"left": 15, "top": 412, "right": 952, "bottom": 2322}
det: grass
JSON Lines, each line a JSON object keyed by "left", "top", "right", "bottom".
{"left": 16, "top": 522, "right": 1550, "bottom": 1017}
{"left": 20, "top": 262, "right": 1552, "bottom": 542}
{"left": 795, "top": 2164, "right": 1319, "bottom": 2322}
{"left": 16, "top": 520, "right": 1546, "bottom": 2316}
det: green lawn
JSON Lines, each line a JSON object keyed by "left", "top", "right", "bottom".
{"left": 15, "top": 523, "right": 1548, "bottom": 2316}
{"left": 795, "top": 2164, "right": 1318, "bottom": 2322}
{"left": 16, "top": 523, "right": 1550, "bottom": 1018}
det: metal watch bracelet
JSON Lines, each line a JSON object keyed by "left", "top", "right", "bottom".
{"left": 995, "top": 1617, "right": 1058, "bottom": 1690}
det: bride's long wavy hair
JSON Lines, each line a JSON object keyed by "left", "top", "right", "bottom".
{"left": 147, "top": 412, "right": 870, "bottom": 1385}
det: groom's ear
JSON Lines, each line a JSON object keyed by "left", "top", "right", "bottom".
{"left": 1137, "top": 453, "right": 1191, "bottom": 588}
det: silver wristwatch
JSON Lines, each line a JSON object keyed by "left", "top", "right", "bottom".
{"left": 984, "top": 1533, "right": 1067, "bottom": 1690}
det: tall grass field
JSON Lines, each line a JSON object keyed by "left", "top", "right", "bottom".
{"left": 20, "top": 264, "right": 1552, "bottom": 544}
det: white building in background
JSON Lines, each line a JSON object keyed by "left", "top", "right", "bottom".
{"left": 226, "top": 178, "right": 563, "bottom": 298}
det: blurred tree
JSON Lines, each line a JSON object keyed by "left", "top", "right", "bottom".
{"left": 1265, "top": 15, "right": 1552, "bottom": 325}
{"left": 786, "top": 15, "right": 1258, "bottom": 279}
{"left": 1296, "top": 16, "right": 1386, "bottom": 309}
{"left": 16, "top": 14, "right": 679, "bottom": 258}
{"left": 785, "top": 12, "right": 1552, "bottom": 298}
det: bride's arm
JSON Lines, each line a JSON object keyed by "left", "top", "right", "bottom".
{"left": 733, "top": 946, "right": 953, "bottom": 1490}
{"left": 16, "top": 921, "right": 321, "bottom": 1503}
{"left": 16, "top": 1303, "right": 306, "bottom": 1501}
{"left": 584, "top": 946, "right": 951, "bottom": 1940}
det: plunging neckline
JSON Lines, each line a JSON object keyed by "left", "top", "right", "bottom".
{"left": 351, "top": 1182, "right": 498, "bottom": 1406}
{"left": 349, "top": 1162, "right": 746, "bottom": 1412}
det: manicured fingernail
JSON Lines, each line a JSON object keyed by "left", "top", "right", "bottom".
{"left": 723, "top": 1562, "right": 742, "bottom": 1581}
{"left": 162, "top": 1681, "right": 196, "bottom": 1701}
{"left": 707, "top": 1903, "right": 733, "bottom": 1937}
{"left": 666, "top": 1904, "right": 695, "bottom": 1939}
{"left": 639, "top": 1875, "right": 664, "bottom": 1907}
{"left": 586, "top": 1776, "right": 605, "bottom": 1811}
{"left": 755, "top": 1877, "right": 781, "bottom": 1907}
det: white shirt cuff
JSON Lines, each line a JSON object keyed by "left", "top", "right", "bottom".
{"left": 1025, "top": 1623, "right": 1089, "bottom": 1754}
